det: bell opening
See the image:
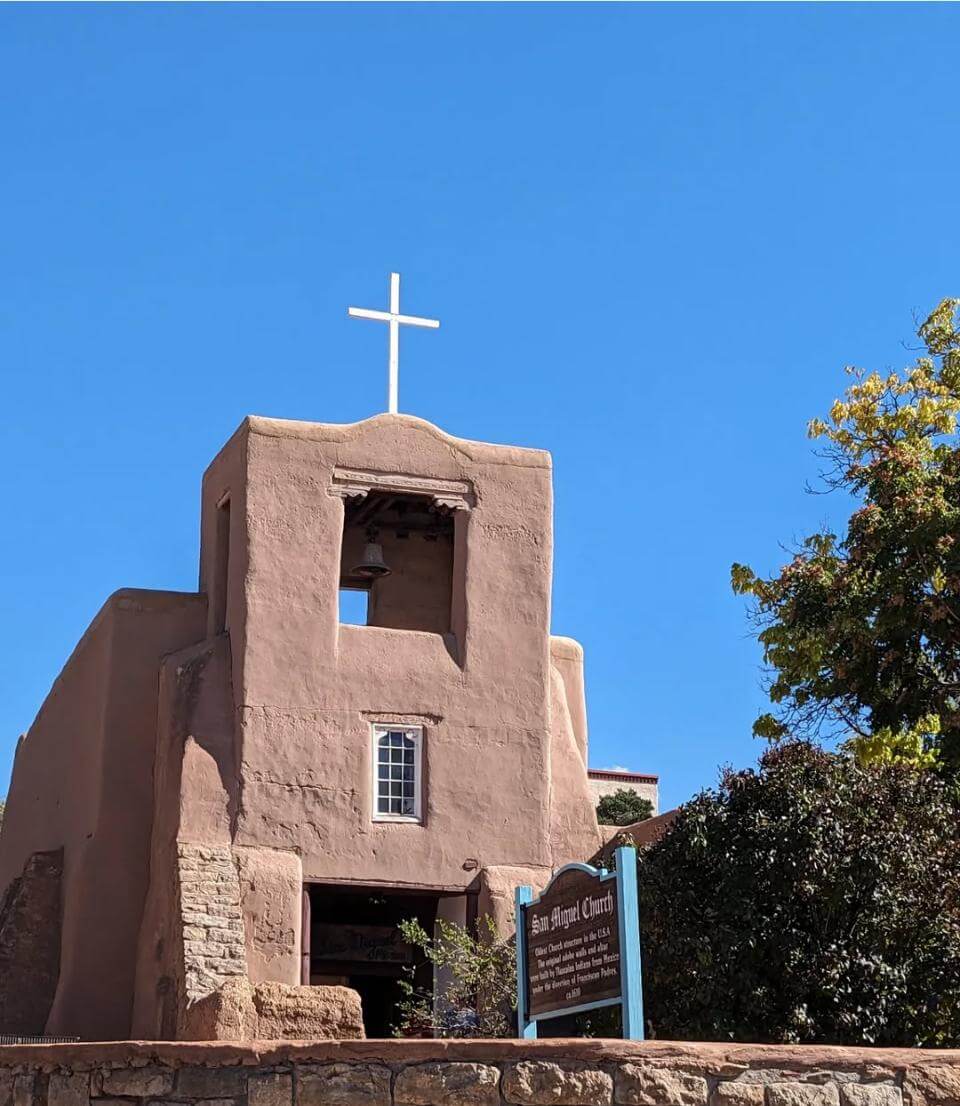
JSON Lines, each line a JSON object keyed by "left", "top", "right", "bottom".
{"left": 339, "top": 490, "right": 455, "bottom": 634}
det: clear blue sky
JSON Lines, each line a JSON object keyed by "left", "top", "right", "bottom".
{"left": 1, "top": 4, "right": 957, "bottom": 811}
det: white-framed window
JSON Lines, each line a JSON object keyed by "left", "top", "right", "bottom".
{"left": 371, "top": 724, "right": 423, "bottom": 822}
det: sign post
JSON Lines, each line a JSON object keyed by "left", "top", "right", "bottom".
{"left": 514, "top": 845, "right": 643, "bottom": 1040}
{"left": 514, "top": 884, "right": 536, "bottom": 1039}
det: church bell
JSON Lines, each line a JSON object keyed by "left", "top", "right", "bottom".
{"left": 352, "top": 533, "right": 391, "bottom": 579}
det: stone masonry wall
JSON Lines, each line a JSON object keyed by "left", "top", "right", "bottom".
{"left": 177, "top": 845, "right": 247, "bottom": 1004}
{"left": 0, "top": 849, "right": 63, "bottom": 1036}
{"left": 2, "top": 1040, "right": 960, "bottom": 1106}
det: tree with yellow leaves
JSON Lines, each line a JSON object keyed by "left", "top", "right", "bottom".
{"left": 733, "top": 299, "right": 960, "bottom": 772}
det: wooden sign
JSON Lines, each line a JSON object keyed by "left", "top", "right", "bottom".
{"left": 523, "top": 867, "right": 622, "bottom": 1017}
{"left": 312, "top": 924, "right": 413, "bottom": 964}
{"left": 515, "top": 846, "right": 644, "bottom": 1039}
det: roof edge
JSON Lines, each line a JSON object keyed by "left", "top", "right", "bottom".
{"left": 588, "top": 768, "right": 659, "bottom": 784}
{"left": 242, "top": 412, "right": 552, "bottom": 469}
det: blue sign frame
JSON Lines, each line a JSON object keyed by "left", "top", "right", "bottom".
{"left": 514, "top": 845, "right": 643, "bottom": 1039}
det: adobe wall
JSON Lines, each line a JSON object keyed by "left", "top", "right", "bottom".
{"left": 0, "top": 590, "right": 206, "bottom": 1041}
{"left": 202, "top": 415, "right": 601, "bottom": 894}
{"left": 131, "top": 634, "right": 244, "bottom": 1040}
{"left": 550, "top": 637, "right": 589, "bottom": 766}
{"left": 0, "top": 1038, "right": 957, "bottom": 1106}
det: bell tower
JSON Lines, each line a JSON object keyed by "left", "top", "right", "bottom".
{"left": 194, "top": 412, "right": 601, "bottom": 882}
{"left": 132, "top": 280, "right": 607, "bottom": 1035}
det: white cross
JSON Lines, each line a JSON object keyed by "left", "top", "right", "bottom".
{"left": 348, "top": 272, "right": 440, "bottom": 414}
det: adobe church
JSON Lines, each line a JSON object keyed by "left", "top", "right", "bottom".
{"left": 0, "top": 403, "right": 619, "bottom": 1042}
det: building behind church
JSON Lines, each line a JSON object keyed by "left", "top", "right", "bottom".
{"left": 588, "top": 768, "right": 658, "bottom": 814}
{"left": 0, "top": 413, "right": 621, "bottom": 1041}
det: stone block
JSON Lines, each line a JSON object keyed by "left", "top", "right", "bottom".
{"left": 99, "top": 1066, "right": 176, "bottom": 1098}
{"left": 180, "top": 977, "right": 258, "bottom": 1041}
{"left": 183, "top": 913, "right": 223, "bottom": 928}
{"left": 248, "top": 1073, "right": 292, "bottom": 1106}
{"left": 176, "top": 1068, "right": 246, "bottom": 1099}
{"left": 48, "top": 1074, "right": 89, "bottom": 1106}
{"left": 737, "top": 1074, "right": 804, "bottom": 1086}
{"left": 616, "top": 1065, "right": 709, "bottom": 1106}
{"left": 503, "top": 1061, "right": 612, "bottom": 1105}
{"left": 252, "top": 982, "right": 363, "bottom": 1040}
{"left": 12, "top": 1075, "right": 34, "bottom": 1106}
{"left": 841, "top": 1089, "right": 902, "bottom": 1106}
{"left": 298, "top": 1064, "right": 391, "bottom": 1106}
{"left": 155, "top": 1101, "right": 239, "bottom": 1106}
{"left": 0, "top": 1072, "right": 12, "bottom": 1106}
{"left": 395, "top": 1063, "right": 501, "bottom": 1106}
{"left": 713, "top": 1084, "right": 767, "bottom": 1106}
{"left": 768, "top": 1086, "right": 840, "bottom": 1106}
{"left": 805, "top": 1077, "right": 865, "bottom": 1087}
{"left": 904, "top": 1068, "right": 960, "bottom": 1106}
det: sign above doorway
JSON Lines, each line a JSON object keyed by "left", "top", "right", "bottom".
{"left": 312, "top": 924, "right": 414, "bottom": 965}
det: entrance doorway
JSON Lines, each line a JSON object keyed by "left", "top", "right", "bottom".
{"left": 304, "top": 883, "right": 443, "bottom": 1038}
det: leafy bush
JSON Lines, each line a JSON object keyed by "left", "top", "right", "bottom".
{"left": 638, "top": 743, "right": 960, "bottom": 1045}
{"left": 393, "top": 915, "right": 516, "bottom": 1037}
{"left": 597, "top": 788, "right": 654, "bottom": 826}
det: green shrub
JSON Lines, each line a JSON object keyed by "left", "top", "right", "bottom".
{"left": 597, "top": 788, "right": 653, "bottom": 826}
{"left": 394, "top": 915, "right": 516, "bottom": 1038}
{"left": 638, "top": 743, "right": 960, "bottom": 1045}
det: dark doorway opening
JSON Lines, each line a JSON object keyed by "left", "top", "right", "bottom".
{"left": 305, "top": 883, "right": 441, "bottom": 1038}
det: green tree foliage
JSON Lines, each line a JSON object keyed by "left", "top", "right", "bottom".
{"left": 732, "top": 299, "right": 960, "bottom": 770}
{"left": 639, "top": 743, "right": 960, "bottom": 1045}
{"left": 596, "top": 788, "right": 654, "bottom": 826}
{"left": 393, "top": 915, "right": 516, "bottom": 1038}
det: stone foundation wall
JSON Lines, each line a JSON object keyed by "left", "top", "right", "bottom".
{"left": 1, "top": 1040, "right": 960, "bottom": 1106}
